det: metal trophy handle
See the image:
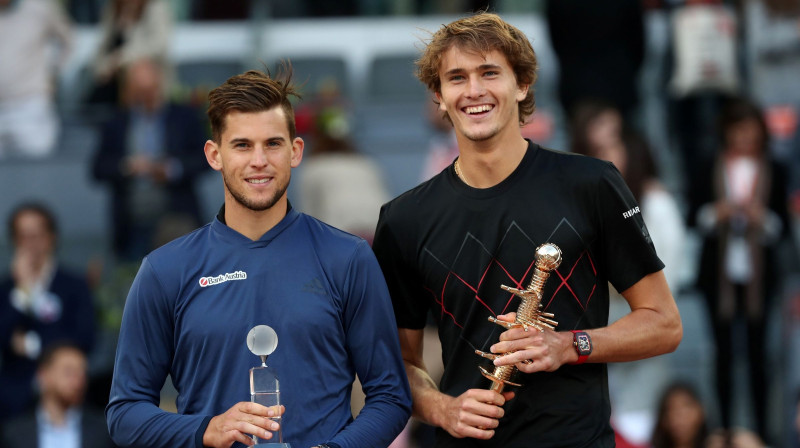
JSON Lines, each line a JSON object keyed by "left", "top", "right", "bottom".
{"left": 475, "top": 243, "right": 562, "bottom": 393}
{"left": 247, "top": 325, "right": 292, "bottom": 448}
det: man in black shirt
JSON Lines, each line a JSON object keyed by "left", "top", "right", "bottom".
{"left": 372, "top": 12, "right": 683, "bottom": 448}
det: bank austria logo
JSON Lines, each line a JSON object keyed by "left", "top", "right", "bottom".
{"left": 198, "top": 270, "right": 248, "bottom": 288}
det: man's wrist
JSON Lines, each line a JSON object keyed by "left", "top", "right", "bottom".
{"left": 569, "top": 330, "right": 592, "bottom": 365}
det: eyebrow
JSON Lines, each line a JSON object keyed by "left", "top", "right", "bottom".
{"left": 443, "top": 63, "right": 503, "bottom": 78}
{"left": 228, "top": 136, "right": 286, "bottom": 145}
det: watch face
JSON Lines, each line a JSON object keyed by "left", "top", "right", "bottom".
{"left": 576, "top": 334, "right": 591, "bottom": 354}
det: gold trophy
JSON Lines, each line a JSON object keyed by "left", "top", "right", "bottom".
{"left": 475, "top": 243, "right": 562, "bottom": 393}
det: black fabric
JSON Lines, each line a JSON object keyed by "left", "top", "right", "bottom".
{"left": 546, "top": 0, "right": 645, "bottom": 122}
{"left": 373, "top": 141, "right": 663, "bottom": 448}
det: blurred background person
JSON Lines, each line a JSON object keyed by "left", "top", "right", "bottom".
{"left": 650, "top": 382, "right": 710, "bottom": 448}
{"left": 664, "top": 0, "right": 744, "bottom": 197}
{"left": 86, "top": 0, "right": 171, "bottom": 106}
{"left": 0, "top": 0, "right": 72, "bottom": 159}
{"left": 0, "top": 342, "right": 115, "bottom": 448}
{"left": 419, "top": 99, "right": 458, "bottom": 182}
{"left": 91, "top": 58, "right": 207, "bottom": 262}
{"left": 571, "top": 100, "right": 686, "bottom": 447}
{"left": 297, "top": 82, "right": 389, "bottom": 243}
{"left": 0, "top": 204, "right": 96, "bottom": 424}
{"left": 546, "top": 0, "right": 645, "bottom": 127}
{"left": 689, "top": 97, "right": 790, "bottom": 444}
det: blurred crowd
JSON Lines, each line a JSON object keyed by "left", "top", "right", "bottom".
{"left": 1, "top": 0, "right": 800, "bottom": 447}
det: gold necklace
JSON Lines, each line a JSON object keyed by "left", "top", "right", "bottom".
{"left": 454, "top": 159, "right": 472, "bottom": 187}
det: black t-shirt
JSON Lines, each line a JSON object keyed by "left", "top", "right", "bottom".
{"left": 372, "top": 141, "right": 664, "bottom": 448}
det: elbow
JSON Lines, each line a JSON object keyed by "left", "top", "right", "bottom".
{"left": 663, "top": 315, "right": 683, "bottom": 354}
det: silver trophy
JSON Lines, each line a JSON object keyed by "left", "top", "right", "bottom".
{"left": 247, "top": 325, "right": 291, "bottom": 447}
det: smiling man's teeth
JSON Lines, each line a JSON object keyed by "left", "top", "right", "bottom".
{"left": 248, "top": 179, "right": 268, "bottom": 184}
{"left": 465, "top": 105, "right": 493, "bottom": 114}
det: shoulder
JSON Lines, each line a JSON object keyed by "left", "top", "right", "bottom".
{"left": 296, "top": 213, "right": 367, "bottom": 254}
{"left": 51, "top": 267, "right": 91, "bottom": 290}
{"left": 534, "top": 146, "right": 618, "bottom": 192}
{"left": 380, "top": 171, "right": 447, "bottom": 222}
{"left": 145, "top": 223, "right": 212, "bottom": 272}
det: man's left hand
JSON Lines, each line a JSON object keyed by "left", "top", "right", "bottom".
{"left": 488, "top": 313, "right": 574, "bottom": 373}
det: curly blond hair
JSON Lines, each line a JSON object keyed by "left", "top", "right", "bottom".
{"left": 415, "top": 12, "right": 538, "bottom": 124}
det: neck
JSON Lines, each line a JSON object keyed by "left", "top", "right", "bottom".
{"left": 455, "top": 135, "right": 528, "bottom": 188}
{"left": 223, "top": 196, "right": 288, "bottom": 241}
{"left": 40, "top": 397, "right": 71, "bottom": 426}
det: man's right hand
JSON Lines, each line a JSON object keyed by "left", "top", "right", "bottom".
{"left": 438, "top": 389, "right": 514, "bottom": 440}
{"left": 202, "top": 402, "right": 284, "bottom": 448}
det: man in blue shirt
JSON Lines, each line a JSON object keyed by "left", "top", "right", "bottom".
{"left": 106, "top": 67, "right": 412, "bottom": 448}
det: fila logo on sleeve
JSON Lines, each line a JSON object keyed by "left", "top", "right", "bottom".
{"left": 198, "top": 270, "right": 248, "bottom": 288}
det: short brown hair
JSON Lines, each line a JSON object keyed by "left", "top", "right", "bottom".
{"left": 415, "top": 12, "right": 538, "bottom": 124}
{"left": 207, "top": 64, "right": 301, "bottom": 143}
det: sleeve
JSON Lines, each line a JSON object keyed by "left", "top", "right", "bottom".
{"left": 372, "top": 203, "right": 429, "bottom": 329}
{"left": 324, "top": 241, "right": 412, "bottom": 448}
{"left": 594, "top": 163, "right": 665, "bottom": 293}
{"left": 106, "top": 258, "right": 208, "bottom": 448}
{"left": 166, "top": 106, "right": 209, "bottom": 185}
{"left": 92, "top": 119, "right": 126, "bottom": 185}
{"left": 58, "top": 275, "right": 96, "bottom": 355}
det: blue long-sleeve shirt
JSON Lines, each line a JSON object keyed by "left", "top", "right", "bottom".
{"left": 106, "top": 207, "right": 411, "bottom": 448}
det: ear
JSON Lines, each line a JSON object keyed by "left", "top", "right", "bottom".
{"left": 204, "top": 140, "right": 222, "bottom": 171}
{"left": 290, "top": 137, "right": 304, "bottom": 168}
{"left": 516, "top": 84, "right": 529, "bottom": 103}
{"left": 435, "top": 91, "right": 447, "bottom": 112}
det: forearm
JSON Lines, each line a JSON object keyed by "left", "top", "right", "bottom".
{"left": 582, "top": 306, "right": 682, "bottom": 364}
{"left": 107, "top": 399, "right": 210, "bottom": 448}
{"left": 326, "top": 391, "right": 410, "bottom": 448}
{"left": 405, "top": 361, "right": 449, "bottom": 428}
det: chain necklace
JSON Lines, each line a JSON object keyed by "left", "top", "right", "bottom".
{"left": 454, "top": 158, "right": 473, "bottom": 187}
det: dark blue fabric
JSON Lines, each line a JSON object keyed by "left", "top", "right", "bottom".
{"left": 0, "top": 268, "right": 96, "bottom": 422}
{"left": 106, "top": 210, "right": 411, "bottom": 448}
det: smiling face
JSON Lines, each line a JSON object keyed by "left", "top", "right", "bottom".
{"left": 204, "top": 107, "right": 303, "bottom": 215}
{"left": 435, "top": 46, "right": 528, "bottom": 146}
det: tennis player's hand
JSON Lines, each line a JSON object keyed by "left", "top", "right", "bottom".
{"left": 202, "top": 402, "right": 284, "bottom": 447}
{"left": 439, "top": 389, "right": 514, "bottom": 440}
{"left": 490, "top": 312, "right": 574, "bottom": 373}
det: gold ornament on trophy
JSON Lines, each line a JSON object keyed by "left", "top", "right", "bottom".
{"left": 475, "top": 243, "right": 562, "bottom": 393}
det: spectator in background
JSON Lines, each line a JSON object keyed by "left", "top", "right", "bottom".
{"left": 664, "top": 0, "right": 742, "bottom": 195}
{"left": 0, "top": 342, "right": 115, "bottom": 448}
{"left": 420, "top": 99, "right": 458, "bottom": 182}
{"left": 571, "top": 101, "right": 686, "bottom": 288}
{"left": 298, "top": 83, "right": 389, "bottom": 243}
{"left": 86, "top": 0, "right": 171, "bottom": 106}
{"left": 92, "top": 59, "right": 208, "bottom": 261}
{"left": 746, "top": 0, "right": 800, "bottom": 193}
{"left": 545, "top": 0, "right": 645, "bottom": 125}
{"left": 651, "top": 382, "right": 710, "bottom": 448}
{"left": 572, "top": 104, "right": 686, "bottom": 446}
{"left": 0, "top": 203, "right": 96, "bottom": 423}
{"left": 0, "top": 0, "right": 71, "bottom": 159}
{"left": 690, "top": 97, "right": 789, "bottom": 444}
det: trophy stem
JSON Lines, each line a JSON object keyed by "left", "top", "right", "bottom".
{"left": 476, "top": 243, "right": 562, "bottom": 395}
{"left": 490, "top": 381, "right": 505, "bottom": 394}
{"left": 260, "top": 355, "right": 267, "bottom": 367}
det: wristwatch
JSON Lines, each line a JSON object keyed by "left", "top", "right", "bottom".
{"left": 570, "top": 330, "right": 592, "bottom": 365}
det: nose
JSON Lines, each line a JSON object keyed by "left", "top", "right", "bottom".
{"left": 250, "top": 146, "right": 268, "bottom": 167}
{"left": 466, "top": 75, "right": 486, "bottom": 98}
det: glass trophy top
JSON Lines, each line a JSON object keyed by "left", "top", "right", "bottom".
{"left": 247, "top": 325, "right": 278, "bottom": 361}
